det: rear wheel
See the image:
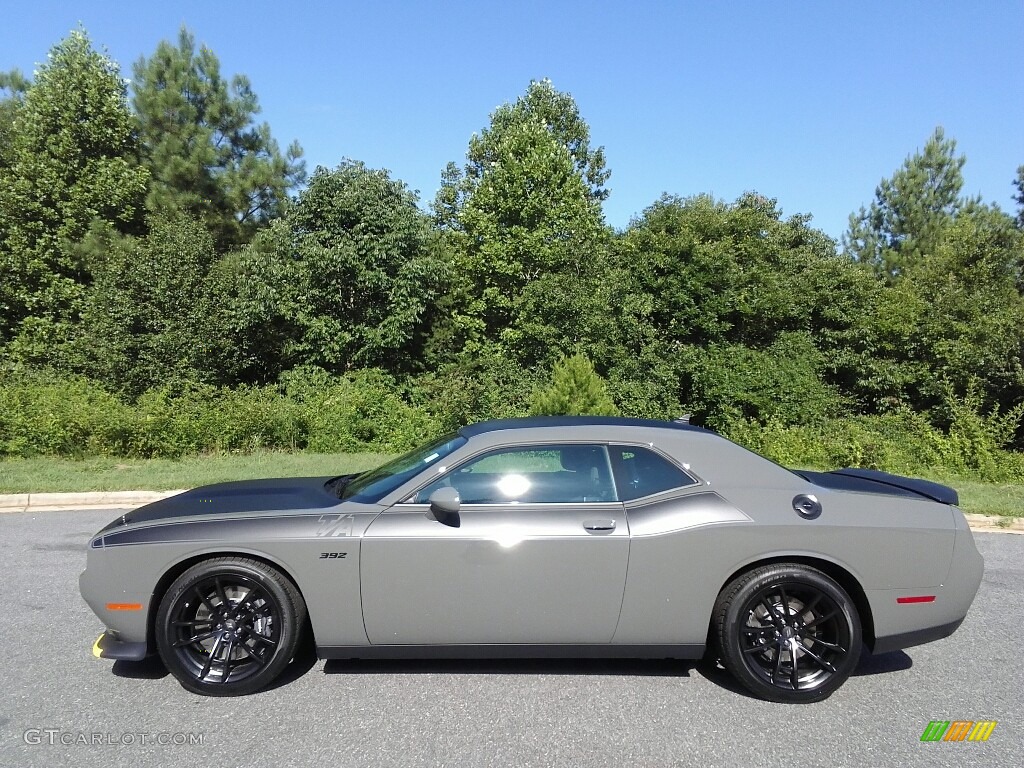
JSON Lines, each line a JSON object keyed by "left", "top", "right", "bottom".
{"left": 713, "top": 564, "right": 861, "bottom": 703}
{"left": 155, "top": 557, "right": 307, "bottom": 696}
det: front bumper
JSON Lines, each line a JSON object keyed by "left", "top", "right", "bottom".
{"left": 91, "top": 630, "right": 150, "bottom": 662}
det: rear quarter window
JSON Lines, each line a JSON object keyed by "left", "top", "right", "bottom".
{"left": 610, "top": 445, "right": 697, "bottom": 501}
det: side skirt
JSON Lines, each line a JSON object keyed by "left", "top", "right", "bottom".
{"left": 316, "top": 643, "right": 705, "bottom": 661}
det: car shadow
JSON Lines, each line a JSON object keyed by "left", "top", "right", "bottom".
{"left": 109, "top": 644, "right": 320, "bottom": 691}
{"left": 264, "top": 643, "right": 320, "bottom": 692}
{"left": 691, "top": 657, "right": 753, "bottom": 697}
{"left": 108, "top": 646, "right": 912, "bottom": 695}
{"left": 323, "top": 657, "right": 695, "bottom": 678}
{"left": 853, "top": 650, "right": 913, "bottom": 676}
{"left": 693, "top": 647, "right": 914, "bottom": 701}
{"left": 112, "top": 656, "right": 169, "bottom": 680}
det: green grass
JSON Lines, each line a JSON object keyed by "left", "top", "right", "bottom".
{"left": 0, "top": 452, "right": 393, "bottom": 494}
{"left": 919, "top": 475, "right": 1024, "bottom": 518}
{"left": 0, "top": 453, "right": 1021, "bottom": 518}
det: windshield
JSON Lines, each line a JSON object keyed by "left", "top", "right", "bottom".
{"left": 339, "top": 433, "right": 467, "bottom": 503}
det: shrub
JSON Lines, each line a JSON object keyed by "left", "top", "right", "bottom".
{"left": 2, "top": 369, "right": 1021, "bottom": 481}
{"left": 688, "top": 333, "right": 848, "bottom": 430}
{"left": 134, "top": 384, "right": 304, "bottom": 457}
{"left": 530, "top": 353, "right": 618, "bottom": 416}
{"left": 0, "top": 372, "right": 137, "bottom": 457}
{"left": 282, "top": 367, "right": 440, "bottom": 453}
{"left": 724, "top": 394, "right": 1024, "bottom": 482}
{"left": 0, "top": 369, "right": 439, "bottom": 459}
{"left": 412, "top": 348, "right": 540, "bottom": 433}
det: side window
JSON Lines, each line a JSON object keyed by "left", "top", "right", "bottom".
{"left": 414, "top": 445, "right": 617, "bottom": 504}
{"left": 609, "top": 445, "right": 696, "bottom": 501}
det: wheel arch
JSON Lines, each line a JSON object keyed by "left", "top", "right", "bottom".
{"left": 718, "top": 554, "right": 875, "bottom": 649}
{"left": 146, "top": 549, "right": 311, "bottom": 653}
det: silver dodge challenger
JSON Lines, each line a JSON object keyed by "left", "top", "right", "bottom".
{"left": 80, "top": 416, "right": 983, "bottom": 703}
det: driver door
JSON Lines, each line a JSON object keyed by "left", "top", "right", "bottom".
{"left": 360, "top": 444, "right": 629, "bottom": 645}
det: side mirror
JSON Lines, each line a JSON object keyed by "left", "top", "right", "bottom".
{"left": 428, "top": 487, "right": 461, "bottom": 527}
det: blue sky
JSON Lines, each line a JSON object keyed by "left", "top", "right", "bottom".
{"left": 3, "top": 1, "right": 1022, "bottom": 240}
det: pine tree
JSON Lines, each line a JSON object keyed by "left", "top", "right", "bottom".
{"left": 530, "top": 353, "right": 618, "bottom": 416}
{"left": 1013, "top": 165, "right": 1024, "bottom": 229}
{"left": 843, "top": 127, "right": 966, "bottom": 278}
{"left": 132, "top": 27, "right": 305, "bottom": 251}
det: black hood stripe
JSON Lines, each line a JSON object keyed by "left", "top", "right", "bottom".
{"left": 102, "top": 512, "right": 356, "bottom": 547}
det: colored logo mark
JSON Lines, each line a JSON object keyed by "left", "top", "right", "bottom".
{"left": 920, "top": 721, "right": 997, "bottom": 742}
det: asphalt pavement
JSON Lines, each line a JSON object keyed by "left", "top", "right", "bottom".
{"left": 0, "top": 509, "right": 1020, "bottom": 768}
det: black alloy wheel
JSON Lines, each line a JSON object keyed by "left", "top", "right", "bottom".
{"left": 155, "top": 557, "right": 307, "bottom": 696}
{"left": 714, "top": 564, "right": 862, "bottom": 703}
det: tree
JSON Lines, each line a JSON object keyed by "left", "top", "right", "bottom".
{"left": 0, "top": 69, "right": 28, "bottom": 340}
{"left": 530, "top": 353, "right": 618, "bottom": 416}
{"left": 1013, "top": 165, "right": 1024, "bottom": 229}
{"left": 885, "top": 204, "right": 1024, "bottom": 415}
{"left": 840, "top": 136, "right": 1024, "bottom": 416}
{"left": 437, "top": 78, "right": 609, "bottom": 224}
{"left": 685, "top": 334, "right": 847, "bottom": 428}
{"left": 608, "top": 192, "right": 872, "bottom": 422}
{"left": 0, "top": 69, "right": 28, "bottom": 170}
{"left": 844, "top": 127, "right": 966, "bottom": 278}
{"left": 74, "top": 215, "right": 221, "bottom": 397}
{"left": 0, "top": 29, "right": 147, "bottom": 358}
{"left": 132, "top": 27, "right": 305, "bottom": 251}
{"left": 432, "top": 80, "right": 612, "bottom": 368}
{"left": 224, "top": 161, "right": 448, "bottom": 382}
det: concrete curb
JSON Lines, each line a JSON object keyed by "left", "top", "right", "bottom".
{"left": 0, "top": 490, "right": 187, "bottom": 513}
{"left": 961, "top": 513, "right": 1024, "bottom": 534}
{"left": 0, "top": 489, "right": 1022, "bottom": 533}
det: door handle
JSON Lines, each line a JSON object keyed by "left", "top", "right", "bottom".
{"left": 583, "top": 519, "right": 616, "bottom": 532}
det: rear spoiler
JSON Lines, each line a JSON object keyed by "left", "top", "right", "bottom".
{"left": 796, "top": 468, "right": 959, "bottom": 506}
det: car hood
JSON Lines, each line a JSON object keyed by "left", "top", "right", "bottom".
{"left": 98, "top": 476, "right": 344, "bottom": 533}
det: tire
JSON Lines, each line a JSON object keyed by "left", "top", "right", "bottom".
{"left": 155, "top": 557, "right": 307, "bottom": 696}
{"left": 713, "top": 564, "right": 862, "bottom": 703}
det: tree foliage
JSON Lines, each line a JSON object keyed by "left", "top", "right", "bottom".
{"left": 131, "top": 27, "right": 305, "bottom": 252}
{"left": 433, "top": 80, "right": 611, "bottom": 368}
{"left": 608, "top": 192, "right": 871, "bottom": 424}
{"left": 844, "top": 127, "right": 966, "bottom": 278}
{"left": 73, "top": 215, "right": 221, "bottom": 397}
{"left": 841, "top": 132, "right": 1024, "bottom": 416}
{"left": 0, "top": 68, "right": 29, "bottom": 170}
{"left": 1013, "top": 164, "right": 1024, "bottom": 229}
{"left": 1, "top": 27, "right": 1023, "bottom": 462}
{"left": 0, "top": 30, "right": 147, "bottom": 358}
{"left": 225, "top": 161, "right": 448, "bottom": 382}
{"left": 860, "top": 204, "right": 1024, "bottom": 415}
{"left": 530, "top": 353, "right": 618, "bottom": 416}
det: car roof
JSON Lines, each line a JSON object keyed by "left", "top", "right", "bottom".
{"left": 458, "top": 415, "right": 712, "bottom": 438}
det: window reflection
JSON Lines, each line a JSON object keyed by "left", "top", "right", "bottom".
{"left": 415, "top": 445, "right": 617, "bottom": 504}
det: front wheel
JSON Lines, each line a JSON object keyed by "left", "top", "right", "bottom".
{"left": 713, "top": 564, "right": 862, "bottom": 703}
{"left": 155, "top": 557, "right": 307, "bottom": 696}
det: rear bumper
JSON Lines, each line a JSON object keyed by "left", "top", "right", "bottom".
{"left": 92, "top": 630, "right": 150, "bottom": 662}
{"left": 866, "top": 513, "right": 982, "bottom": 655}
{"left": 870, "top": 618, "right": 964, "bottom": 655}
